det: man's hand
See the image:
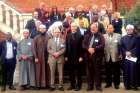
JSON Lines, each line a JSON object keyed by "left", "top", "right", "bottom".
{"left": 35, "top": 58, "right": 39, "bottom": 63}
{"left": 126, "top": 51, "right": 132, "bottom": 58}
{"left": 65, "top": 57, "right": 68, "bottom": 61}
{"left": 119, "top": 55, "right": 123, "bottom": 60}
{"left": 79, "top": 57, "right": 83, "bottom": 62}
{"left": 53, "top": 52, "right": 60, "bottom": 58}
{"left": 88, "top": 48, "right": 95, "bottom": 55}
{"left": 21, "top": 55, "right": 28, "bottom": 60}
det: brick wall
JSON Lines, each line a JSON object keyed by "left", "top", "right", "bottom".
{"left": 7, "top": 0, "right": 111, "bottom": 12}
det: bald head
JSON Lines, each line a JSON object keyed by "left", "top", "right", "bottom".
{"left": 107, "top": 24, "right": 114, "bottom": 34}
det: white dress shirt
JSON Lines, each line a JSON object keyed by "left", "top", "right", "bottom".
{"left": 55, "top": 37, "right": 60, "bottom": 45}
{"left": 6, "top": 41, "right": 14, "bottom": 59}
{"left": 79, "top": 27, "right": 86, "bottom": 36}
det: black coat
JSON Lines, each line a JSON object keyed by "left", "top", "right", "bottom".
{"left": 25, "top": 19, "right": 39, "bottom": 38}
{"left": 112, "top": 18, "right": 122, "bottom": 34}
{"left": 66, "top": 30, "right": 83, "bottom": 63}
{"left": 82, "top": 32, "right": 105, "bottom": 60}
{"left": 0, "top": 40, "right": 17, "bottom": 64}
{"left": 120, "top": 35, "right": 139, "bottom": 59}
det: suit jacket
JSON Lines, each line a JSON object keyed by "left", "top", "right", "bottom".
{"left": 104, "top": 33, "right": 121, "bottom": 62}
{"left": 92, "top": 22, "right": 105, "bottom": 34}
{"left": 112, "top": 18, "right": 122, "bottom": 34}
{"left": 66, "top": 30, "right": 84, "bottom": 63}
{"left": 25, "top": 19, "right": 39, "bottom": 38}
{"left": 47, "top": 37, "right": 65, "bottom": 64}
{"left": 137, "top": 36, "right": 140, "bottom": 58}
{"left": 120, "top": 34, "right": 139, "bottom": 59}
{"left": 97, "top": 22, "right": 105, "bottom": 34}
{"left": 83, "top": 32, "right": 105, "bottom": 60}
{"left": 0, "top": 39, "right": 17, "bottom": 64}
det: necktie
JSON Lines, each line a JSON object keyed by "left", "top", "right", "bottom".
{"left": 109, "top": 34, "right": 112, "bottom": 42}
{"left": 89, "top": 34, "right": 94, "bottom": 48}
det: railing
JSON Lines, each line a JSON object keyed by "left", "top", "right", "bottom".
{"left": 0, "top": 1, "right": 32, "bottom": 35}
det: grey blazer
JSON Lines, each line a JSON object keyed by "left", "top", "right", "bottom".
{"left": 47, "top": 37, "right": 65, "bottom": 64}
{"left": 104, "top": 33, "right": 121, "bottom": 62}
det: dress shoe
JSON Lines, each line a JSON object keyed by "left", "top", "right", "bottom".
{"left": 58, "top": 87, "right": 64, "bottom": 91}
{"left": 133, "top": 87, "right": 138, "bottom": 91}
{"left": 67, "top": 86, "right": 75, "bottom": 90}
{"left": 74, "top": 86, "right": 81, "bottom": 91}
{"left": 87, "top": 87, "right": 93, "bottom": 91}
{"left": 29, "top": 86, "right": 36, "bottom": 90}
{"left": 114, "top": 85, "right": 119, "bottom": 89}
{"left": 18, "top": 86, "right": 25, "bottom": 91}
{"left": 9, "top": 86, "right": 16, "bottom": 90}
{"left": 125, "top": 86, "right": 132, "bottom": 90}
{"left": 49, "top": 87, "right": 55, "bottom": 91}
{"left": 96, "top": 87, "right": 103, "bottom": 92}
{"left": 105, "top": 84, "right": 111, "bottom": 88}
{"left": 1, "top": 87, "right": 6, "bottom": 92}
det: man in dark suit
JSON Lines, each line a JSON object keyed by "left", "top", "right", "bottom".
{"left": 137, "top": 35, "right": 140, "bottom": 87}
{"left": 25, "top": 11, "right": 41, "bottom": 38}
{"left": 78, "top": 19, "right": 89, "bottom": 36}
{"left": 120, "top": 24, "right": 139, "bottom": 90}
{"left": 92, "top": 14, "right": 105, "bottom": 34}
{"left": 0, "top": 32, "right": 17, "bottom": 92}
{"left": 83, "top": 23, "right": 105, "bottom": 91}
{"left": 65, "top": 22, "right": 83, "bottom": 91}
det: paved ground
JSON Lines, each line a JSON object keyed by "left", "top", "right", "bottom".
{"left": 2, "top": 83, "right": 140, "bottom": 93}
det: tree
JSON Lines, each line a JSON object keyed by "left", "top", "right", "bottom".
{"left": 125, "top": 1, "right": 140, "bottom": 33}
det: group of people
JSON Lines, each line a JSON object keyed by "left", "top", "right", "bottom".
{"left": 0, "top": 2, "right": 140, "bottom": 92}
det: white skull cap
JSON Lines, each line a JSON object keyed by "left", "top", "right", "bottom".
{"left": 126, "top": 24, "right": 134, "bottom": 30}
{"left": 65, "top": 12, "right": 71, "bottom": 17}
{"left": 39, "top": 24, "right": 46, "bottom": 29}
{"left": 23, "top": 29, "right": 29, "bottom": 33}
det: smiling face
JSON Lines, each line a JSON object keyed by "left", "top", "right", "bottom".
{"left": 107, "top": 24, "right": 114, "bottom": 34}
{"left": 79, "top": 19, "right": 84, "bottom": 28}
{"left": 33, "top": 11, "right": 39, "bottom": 19}
{"left": 71, "top": 22, "right": 78, "bottom": 33}
{"left": 90, "top": 23, "right": 98, "bottom": 34}
{"left": 6, "top": 33, "right": 12, "bottom": 41}
{"left": 23, "top": 30, "right": 29, "bottom": 39}
{"left": 127, "top": 28, "right": 134, "bottom": 35}
{"left": 39, "top": 25, "right": 46, "bottom": 33}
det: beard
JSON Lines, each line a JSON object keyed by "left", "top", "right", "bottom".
{"left": 41, "top": 32, "right": 46, "bottom": 35}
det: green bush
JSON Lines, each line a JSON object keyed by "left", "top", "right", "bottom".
{"left": 125, "top": 2, "right": 140, "bottom": 33}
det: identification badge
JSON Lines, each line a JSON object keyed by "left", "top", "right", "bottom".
{"left": 27, "top": 42, "right": 31, "bottom": 46}
{"left": 60, "top": 44, "right": 65, "bottom": 48}
{"left": 95, "top": 39, "right": 99, "bottom": 42}
{"left": 114, "top": 40, "right": 118, "bottom": 43}
{"left": 14, "top": 47, "right": 16, "bottom": 50}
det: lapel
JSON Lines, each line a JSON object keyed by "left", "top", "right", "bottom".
{"left": 4, "top": 40, "right": 14, "bottom": 54}
{"left": 52, "top": 38, "right": 63, "bottom": 51}
{"left": 52, "top": 38, "right": 57, "bottom": 50}
{"left": 31, "top": 19, "right": 36, "bottom": 28}
{"left": 4, "top": 40, "right": 7, "bottom": 53}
